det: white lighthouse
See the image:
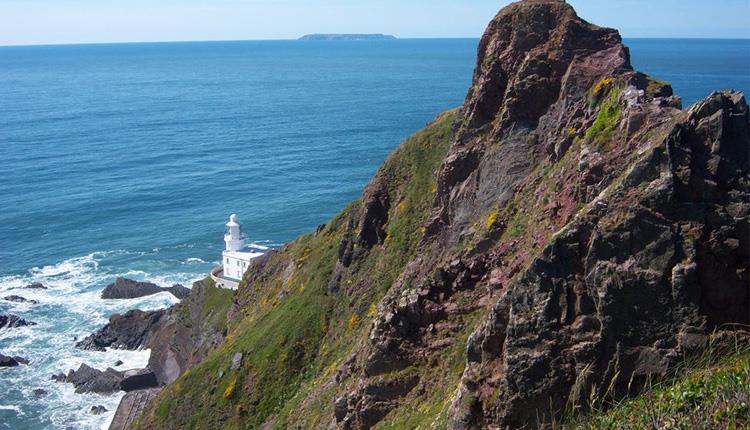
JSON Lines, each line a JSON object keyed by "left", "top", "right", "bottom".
{"left": 212, "top": 214, "right": 264, "bottom": 289}
{"left": 224, "top": 214, "right": 245, "bottom": 252}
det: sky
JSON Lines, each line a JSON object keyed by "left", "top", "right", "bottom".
{"left": 0, "top": 0, "right": 748, "bottom": 46}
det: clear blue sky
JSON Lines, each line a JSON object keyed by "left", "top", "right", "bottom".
{"left": 1, "top": 0, "right": 748, "bottom": 46}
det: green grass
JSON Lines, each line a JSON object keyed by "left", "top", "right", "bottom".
{"left": 586, "top": 86, "right": 623, "bottom": 148}
{"left": 147, "top": 230, "right": 340, "bottom": 429}
{"left": 136, "top": 110, "right": 457, "bottom": 430}
{"left": 201, "top": 278, "right": 233, "bottom": 332}
{"left": 372, "top": 308, "right": 486, "bottom": 430}
{"left": 506, "top": 212, "right": 527, "bottom": 238}
{"left": 646, "top": 76, "right": 671, "bottom": 99}
{"left": 568, "top": 345, "right": 750, "bottom": 430}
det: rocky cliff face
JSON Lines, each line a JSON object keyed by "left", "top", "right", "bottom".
{"left": 79, "top": 278, "right": 231, "bottom": 387}
{"left": 134, "top": 1, "right": 749, "bottom": 429}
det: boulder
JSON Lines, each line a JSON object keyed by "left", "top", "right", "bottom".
{"left": 114, "top": 360, "right": 124, "bottom": 367}
{"left": 64, "top": 363, "right": 124, "bottom": 394}
{"left": 31, "top": 389, "right": 48, "bottom": 397}
{"left": 76, "top": 309, "right": 168, "bottom": 351}
{"left": 101, "top": 278, "right": 163, "bottom": 299}
{"left": 0, "top": 354, "right": 29, "bottom": 367}
{"left": 23, "top": 282, "right": 47, "bottom": 290}
{"left": 165, "top": 284, "right": 191, "bottom": 300}
{"left": 3, "top": 295, "right": 38, "bottom": 304}
{"left": 0, "top": 314, "right": 37, "bottom": 329}
{"left": 230, "top": 353, "right": 243, "bottom": 371}
{"left": 120, "top": 368, "right": 159, "bottom": 392}
{"left": 90, "top": 405, "right": 108, "bottom": 415}
{"left": 101, "top": 277, "right": 189, "bottom": 300}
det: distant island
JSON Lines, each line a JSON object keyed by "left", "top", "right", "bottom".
{"left": 298, "top": 33, "right": 396, "bottom": 41}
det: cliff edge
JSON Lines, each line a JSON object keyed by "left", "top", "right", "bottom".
{"left": 131, "top": 1, "right": 749, "bottom": 429}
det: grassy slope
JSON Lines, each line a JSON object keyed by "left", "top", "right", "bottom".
{"left": 136, "top": 111, "right": 456, "bottom": 429}
{"left": 136, "top": 77, "right": 748, "bottom": 429}
{"left": 181, "top": 276, "right": 233, "bottom": 333}
{"left": 572, "top": 346, "right": 750, "bottom": 429}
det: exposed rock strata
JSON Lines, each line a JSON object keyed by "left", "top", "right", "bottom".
{"left": 62, "top": 363, "right": 124, "bottom": 394}
{"left": 127, "top": 1, "right": 749, "bottom": 429}
{"left": 328, "top": 2, "right": 749, "bottom": 429}
{"left": 82, "top": 279, "right": 227, "bottom": 386}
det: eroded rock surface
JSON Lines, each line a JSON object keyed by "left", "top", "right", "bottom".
{"left": 63, "top": 363, "right": 124, "bottom": 394}
{"left": 76, "top": 309, "right": 168, "bottom": 351}
{"left": 81, "top": 279, "right": 227, "bottom": 387}
{"left": 124, "top": 1, "right": 749, "bottom": 429}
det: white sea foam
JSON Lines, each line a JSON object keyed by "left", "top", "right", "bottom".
{"left": 0, "top": 404, "right": 24, "bottom": 415}
{"left": 0, "top": 250, "right": 208, "bottom": 430}
{"left": 185, "top": 257, "right": 206, "bottom": 264}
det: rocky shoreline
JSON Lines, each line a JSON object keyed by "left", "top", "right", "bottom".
{"left": 32, "top": 276, "right": 232, "bottom": 429}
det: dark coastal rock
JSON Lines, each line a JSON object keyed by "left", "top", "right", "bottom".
{"left": 101, "top": 277, "right": 190, "bottom": 300}
{"left": 328, "top": 2, "right": 750, "bottom": 430}
{"left": 165, "top": 284, "right": 190, "bottom": 300}
{"left": 23, "top": 282, "right": 47, "bottom": 290}
{"left": 3, "top": 295, "right": 39, "bottom": 304}
{"left": 51, "top": 372, "right": 66, "bottom": 382}
{"left": 76, "top": 309, "right": 168, "bottom": 351}
{"left": 32, "top": 389, "right": 48, "bottom": 397}
{"left": 79, "top": 278, "right": 226, "bottom": 388}
{"left": 64, "top": 363, "right": 124, "bottom": 394}
{"left": 0, "top": 354, "right": 29, "bottom": 367}
{"left": 101, "top": 278, "right": 163, "bottom": 299}
{"left": 446, "top": 94, "right": 750, "bottom": 428}
{"left": 120, "top": 368, "right": 158, "bottom": 392}
{"left": 124, "top": 0, "right": 749, "bottom": 425}
{"left": 146, "top": 279, "right": 229, "bottom": 385}
{"left": 0, "top": 314, "right": 37, "bottom": 329}
{"left": 90, "top": 405, "right": 108, "bottom": 415}
{"left": 114, "top": 360, "right": 124, "bottom": 367}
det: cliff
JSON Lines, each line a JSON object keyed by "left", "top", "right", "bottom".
{"left": 132, "top": 1, "right": 749, "bottom": 429}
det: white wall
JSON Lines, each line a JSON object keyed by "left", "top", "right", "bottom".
{"left": 222, "top": 253, "right": 251, "bottom": 281}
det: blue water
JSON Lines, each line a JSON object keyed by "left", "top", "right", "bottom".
{"left": 0, "top": 38, "right": 748, "bottom": 429}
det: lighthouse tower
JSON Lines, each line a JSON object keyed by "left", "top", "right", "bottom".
{"left": 217, "top": 214, "right": 260, "bottom": 286}
{"left": 224, "top": 214, "right": 245, "bottom": 251}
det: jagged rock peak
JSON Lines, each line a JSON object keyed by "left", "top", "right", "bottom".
{"left": 458, "top": 0, "right": 631, "bottom": 139}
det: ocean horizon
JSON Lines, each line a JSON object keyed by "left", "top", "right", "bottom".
{"left": 1, "top": 37, "right": 749, "bottom": 429}
{"left": 2, "top": 36, "right": 749, "bottom": 48}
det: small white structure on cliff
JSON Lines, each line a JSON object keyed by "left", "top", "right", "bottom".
{"left": 212, "top": 214, "right": 263, "bottom": 289}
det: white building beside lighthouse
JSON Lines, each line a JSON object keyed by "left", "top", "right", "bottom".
{"left": 212, "top": 214, "right": 264, "bottom": 289}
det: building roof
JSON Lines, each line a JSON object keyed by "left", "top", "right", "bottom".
{"left": 222, "top": 246, "right": 266, "bottom": 261}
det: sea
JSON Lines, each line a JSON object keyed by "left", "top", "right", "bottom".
{"left": 0, "top": 38, "right": 748, "bottom": 429}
